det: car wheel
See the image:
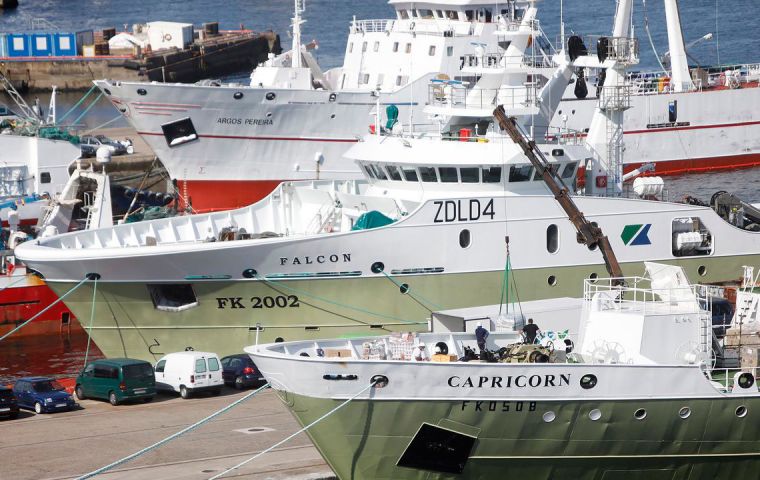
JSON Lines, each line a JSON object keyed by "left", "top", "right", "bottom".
{"left": 180, "top": 385, "right": 189, "bottom": 399}
{"left": 143, "top": 397, "right": 153, "bottom": 403}
{"left": 34, "top": 402, "right": 43, "bottom": 414}
{"left": 109, "top": 391, "right": 119, "bottom": 406}
{"left": 75, "top": 385, "right": 86, "bottom": 400}
{"left": 234, "top": 376, "right": 244, "bottom": 390}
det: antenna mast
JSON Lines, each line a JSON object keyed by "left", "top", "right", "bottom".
{"left": 292, "top": 0, "right": 305, "bottom": 69}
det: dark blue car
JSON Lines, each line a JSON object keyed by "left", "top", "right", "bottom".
{"left": 13, "top": 377, "right": 76, "bottom": 414}
{"left": 220, "top": 354, "right": 266, "bottom": 389}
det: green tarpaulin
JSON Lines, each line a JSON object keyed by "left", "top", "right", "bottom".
{"left": 352, "top": 210, "right": 394, "bottom": 231}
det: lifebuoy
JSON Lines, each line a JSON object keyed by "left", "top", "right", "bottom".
{"left": 163, "top": 33, "right": 172, "bottom": 42}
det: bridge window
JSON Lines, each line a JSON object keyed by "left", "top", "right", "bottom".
{"left": 460, "top": 167, "right": 479, "bottom": 183}
{"left": 371, "top": 164, "right": 388, "bottom": 180}
{"left": 445, "top": 10, "right": 458, "bottom": 20}
{"left": 363, "top": 164, "right": 376, "bottom": 179}
{"left": 438, "top": 167, "right": 458, "bottom": 183}
{"left": 465, "top": 10, "right": 474, "bottom": 21}
{"left": 405, "top": 43, "right": 412, "bottom": 54}
{"left": 373, "top": 41, "right": 380, "bottom": 52}
{"left": 429, "top": 45, "right": 436, "bottom": 56}
{"left": 419, "top": 9, "right": 434, "bottom": 19}
{"left": 435, "top": 10, "right": 443, "bottom": 18}
{"left": 547, "top": 224, "right": 559, "bottom": 253}
{"left": 482, "top": 166, "right": 502, "bottom": 183}
{"left": 393, "top": 42, "right": 399, "bottom": 53}
{"left": 561, "top": 162, "right": 577, "bottom": 179}
{"left": 402, "top": 167, "right": 418, "bottom": 182}
{"left": 509, "top": 165, "right": 533, "bottom": 182}
{"left": 386, "top": 165, "right": 402, "bottom": 181}
{"left": 362, "top": 41, "right": 367, "bottom": 53}
{"left": 419, "top": 167, "right": 438, "bottom": 182}
{"left": 399, "top": 10, "right": 409, "bottom": 20}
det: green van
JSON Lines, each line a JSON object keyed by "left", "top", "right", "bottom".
{"left": 76, "top": 358, "right": 156, "bottom": 406}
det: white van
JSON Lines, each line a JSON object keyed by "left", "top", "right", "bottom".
{"left": 154, "top": 351, "right": 224, "bottom": 399}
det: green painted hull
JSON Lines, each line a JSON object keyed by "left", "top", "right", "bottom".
{"left": 282, "top": 392, "right": 760, "bottom": 480}
{"left": 48, "top": 254, "right": 757, "bottom": 362}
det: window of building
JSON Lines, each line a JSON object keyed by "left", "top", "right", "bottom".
{"left": 460, "top": 167, "right": 479, "bottom": 183}
{"left": 429, "top": 45, "right": 436, "bottom": 56}
{"left": 419, "top": 167, "right": 438, "bottom": 182}
{"left": 482, "top": 166, "right": 502, "bottom": 183}
{"left": 547, "top": 224, "right": 559, "bottom": 253}
{"left": 405, "top": 43, "right": 412, "bottom": 54}
{"left": 509, "top": 165, "right": 533, "bottom": 182}
{"left": 387, "top": 165, "right": 403, "bottom": 181}
{"left": 446, "top": 46, "right": 454, "bottom": 57}
{"left": 161, "top": 117, "right": 198, "bottom": 148}
{"left": 393, "top": 42, "right": 399, "bottom": 52}
{"left": 147, "top": 284, "right": 199, "bottom": 312}
{"left": 402, "top": 167, "right": 418, "bottom": 181}
{"left": 438, "top": 167, "right": 458, "bottom": 182}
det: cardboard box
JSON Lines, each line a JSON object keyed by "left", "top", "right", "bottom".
{"left": 431, "top": 354, "right": 458, "bottom": 363}
{"left": 740, "top": 346, "right": 760, "bottom": 369}
{"left": 325, "top": 349, "right": 353, "bottom": 358}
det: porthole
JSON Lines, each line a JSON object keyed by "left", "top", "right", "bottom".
{"left": 275, "top": 337, "right": 285, "bottom": 343}
{"left": 371, "top": 261, "right": 385, "bottom": 274}
{"left": 330, "top": 114, "right": 336, "bottom": 118}
{"left": 548, "top": 275, "right": 557, "bottom": 286}
{"left": 399, "top": 283, "right": 410, "bottom": 294}
{"left": 103, "top": 88, "right": 112, "bottom": 95}
{"left": 242, "top": 268, "right": 257, "bottom": 278}
{"left": 459, "top": 229, "right": 471, "bottom": 248}
{"left": 233, "top": 91, "right": 244, "bottom": 99}
{"left": 678, "top": 407, "right": 691, "bottom": 419}
{"left": 542, "top": 411, "right": 556, "bottom": 423}
{"left": 736, "top": 406, "right": 748, "bottom": 418}
{"left": 266, "top": 112, "right": 273, "bottom": 117}
{"left": 634, "top": 408, "right": 647, "bottom": 420}
{"left": 588, "top": 409, "right": 602, "bottom": 421}
{"left": 738, "top": 372, "right": 755, "bottom": 389}
{"left": 580, "top": 374, "right": 597, "bottom": 389}
{"left": 329, "top": 93, "right": 337, "bottom": 102}
{"left": 265, "top": 92, "right": 276, "bottom": 101}
{"left": 589, "top": 273, "right": 598, "bottom": 283}
{"left": 137, "top": 88, "right": 147, "bottom": 96}
{"left": 698, "top": 265, "right": 707, "bottom": 276}
{"left": 572, "top": 109, "right": 576, "bottom": 115}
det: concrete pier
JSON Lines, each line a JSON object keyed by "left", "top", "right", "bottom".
{"left": 3, "top": 388, "right": 337, "bottom": 480}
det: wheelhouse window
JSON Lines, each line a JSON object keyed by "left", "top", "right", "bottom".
{"left": 363, "top": 164, "right": 376, "bottom": 179}
{"left": 445, "top": 10, "right": 458, "bottom": 20}
{"left": 393, "top": 42, "right": 399, "bottom": 53}
{"left": 402, "top": 167, "right": 418, "bottom": 181}
{"left": 373, "top": 41, "right": 380, "bottom": 52}
{"left": 362, "top": 42, "right": 367, "bottom": 52}
{"left": 40, "top": 172, "right": 51, "bottom": 184}
{"left": 147, "top": 284, "right": 199, "bottom": 312}
{"left": 447, "top": 46, "right": 454, "bottom": 56}
{"left": 438, "top": 167, "right": 458, "bottom": 183}
{"left": 418, "top": 9, "right": 434, "bottom": 19}
{"left": 460, "top": 167, "right": 479, "bottom": 183}
{"left": 509, "top": 165, "right": 533, "bottom": 182}
{"left": 482, "top": 166, "right": 502, "bottom": 183}
{"left": 435, "top": 10, "right": 444, "bottom": 18}
{"left": 386, "top": 165, "right": 403, "bottom": 181}
{"left": 161, "top": 117, "right": 198, "bottom": 147}
{"left": 399, "top": 10, "right": 409, "bottom": 20}
{"left": 547, "top": 224, "right": 559, "bottom": 253}
{"left": 371, "top": 164, "right": 388, "bottom": 180}
{"left": 405, "top": 43, "right": 412, "bottom": 54}
{"left": 465, "top": 10, "right": 475, "bottom": 21}
{"left": 561, "top": 162, "right": 577, "bottom": 179}
{"left": 419, "top": 167, "right": 438, "bottom": 182}
{"left": 429, "top": 45, "right": 436, "bottom": 56}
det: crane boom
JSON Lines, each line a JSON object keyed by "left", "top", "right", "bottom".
{"left": 0, "top": 71, "right": 41, "bottom": 124}
{"left": 493, "top": 105, "right": 625, "bottom": 282}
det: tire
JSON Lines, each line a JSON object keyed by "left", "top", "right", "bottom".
{"left": 180, "top": 385, "right": 189, "bottom": 399}
{"left": 109, "top": 391, "right": 119, "bottom": 406}
{"left": 143, "top": 397, "right": 153, "bottom": 403}
{"left": 234, "top": 376, "right": 244, "bottom": 390}
{"left": 75, "top": 385, "right": 86, "bottom": 400}
{"left": 34, "top": 402, "right": 43, "bottom": 414}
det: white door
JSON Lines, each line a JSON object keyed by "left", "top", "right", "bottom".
{"left": 194, "top": 357, "right": 208, "bottom": 389}
{"left": 154, "top": 359, "right": 167, "bottom": 390}
{"left": 206, "top": 356, "right": 223, "bottom": 387}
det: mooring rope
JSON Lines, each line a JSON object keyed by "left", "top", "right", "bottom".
{"left": 379, "top": 271, "right": 443, "bottom": 312}
{"left": 82, "top": 276, "right": 98, "bottom": 367}
{"left": 57, "top": 85, "right": 97, "bottom": 124}
{"left": 209, "top": 378, "right": 379, "bottom": 479}
{"left": 0, "top": 275, "right": 92, "bottom": 342}
{"left": 76, "top": 383, "right": 271, "bottom": 480}
{"left": 80, "top": 114, "right": 124, "bottom": 136}
{"left": 67, "top": 93, "right": 104, "bottom": 129}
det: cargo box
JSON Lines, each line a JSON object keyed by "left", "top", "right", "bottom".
{"left": 7, "top": 33, "right": 29, "bottom": 57}
{"left": 147, "top": 21, "right": 193, "bottom": 51}
{"left": 31, "top": 33, "right": 53, "bottom": 56}
{"left": 76, "top": 30, "right": 94, "bottom": 55}
{"left": 82, "top": 44, "right": 96, "bottom": 57}
{"left": 325, "top": 349, "right": 353, "bottom": 358}
{"left": 53, "top": 33, "right": 76, "bottom": 56}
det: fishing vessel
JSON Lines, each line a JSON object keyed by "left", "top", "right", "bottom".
{"left": 16, "top": 33, "right": 760, "bottom": 363}
{"left": 93, "top": 0, "right": 552, "bottom": 212}
{"left": 245, "top": 263, "right": 760, "bottom": 480}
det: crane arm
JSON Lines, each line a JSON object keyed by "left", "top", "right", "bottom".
{"left": 493, "top": 105, "right": 625, "bottom": 282}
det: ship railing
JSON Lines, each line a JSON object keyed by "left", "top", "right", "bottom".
{"left": 351, "top": 19, "right": 394, "bottom": 34}
{"left": 459, "top": 52, "right": 554, "bottom": 70}
{"left": 704, "top": 366, "right": 760, "bottom": 393}
{"left": 540, "top": 126, "right": 586, "bottom": 146}
{"left": 598, "top": 84, "right": 632, "bottom": 111}
{"left": 583, "top": 277, "right": 708, "bottom": 315}
{"left": 350, "top": 18, "right": 474, "bottom": 37}
{"left": 583, "top": 35, "right": 639, "bottom": 65}
{"left": 428, "top": 81, "right": 538, "bottom": 110}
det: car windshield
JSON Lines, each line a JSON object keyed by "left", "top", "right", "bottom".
{"left": 95, "top": 135, "right": 112, "bottom": 142}
{"left": 33, "top": 380, "right": 65, "bottom": 392}
{"left": 123, "top": 363, "right": 154, "bottom": 379}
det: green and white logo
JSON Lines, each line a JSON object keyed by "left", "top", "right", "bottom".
{"left": 621, "top": 224, "right": 652, "bottom": 246}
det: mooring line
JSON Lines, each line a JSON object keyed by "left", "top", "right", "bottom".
{"left": 209, "top": 379, "right": 379, "bottom": 479}
{"left": 76, "top": 383, "right": 271, "bottom": 480}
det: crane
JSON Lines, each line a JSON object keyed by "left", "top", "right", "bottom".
{"left": 0, "top": 70, "right": 42, "bottom": 125}
{"left": 493, "top": 105, "right": 625, "bottom": 283}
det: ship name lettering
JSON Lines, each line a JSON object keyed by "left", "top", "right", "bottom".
{"left": 279, "top": 253, "right": 352, "bottom": 266}
{"left": 447, "top": 374, "right": 570, "bottom": 389}
{"left": 433, "top": 199, "right": 495, "bottom": 223}
{"left": 217, "top": 117, "right": 242, "bottom": 125}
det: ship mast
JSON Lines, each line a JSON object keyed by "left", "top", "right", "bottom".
{"left": 291, "top": 0, "right": 305, "bottom": 69}
{"left": 663, "top": 0, "right": 694, "bottom": 92}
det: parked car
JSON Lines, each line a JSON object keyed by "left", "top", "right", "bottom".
{"left": 76, "top": 358, "right": 155, "bottom": 406}
{"left": 80, "top": 134, "right": 128, "bottom": 158}
{"left": 154, "top": 351, "right": 224, "bottom": 399}
{"left": 220, "top": 354, "right": 266, "bottom": 390}
{"left": 0, "top": 387, "right": 19, "bottom": 419}
{"left": 13, "top": 377, "right": 76, "bottom": 413}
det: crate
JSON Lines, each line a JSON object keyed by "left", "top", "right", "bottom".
{"left": 82, "top": 44, "right": 95, "bottom": 57}
{"left": 431, "top": 354, "right": 458, "bottom": 362}
{"left": 94, "top": 42, "right": 109, "bottom": 56}
{"left": 325, "top": 348, "right": 353, "bottom": 358}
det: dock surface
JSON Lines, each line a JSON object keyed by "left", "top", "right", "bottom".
{"left": 3, "top": 388, "right": 336, "bottom": 480}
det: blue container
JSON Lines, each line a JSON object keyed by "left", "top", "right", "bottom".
{"left": 0, "top": 34, "right": 7, "bottom": 58}
{"left": 7, "top": 33, "right": 30, "bottom": 57}
{"left": 53, "top": 33, "right": 76, "bottom": 56}
{"left": 31, "top": 33, "right": 53, "bottom": 56}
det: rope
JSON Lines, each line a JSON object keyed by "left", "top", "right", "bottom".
{"left": 642, "top": 0, "right": 667, "bottom": 74}
{"left": 0, "top": 275, "right": 91, "bottom": 342}
{"left": 83, "top": 276, "right": 98, "bottom": 367}
{"left": 255, "top": 273, "right": 424, "bottom": 325}
{"left": 66, "top": 92, "right": 104, "bottom": 129}
{"left": 209, "top": 379, "right": 379, "bottom": 479}
{"left": 379, "top": 271, "right": 442, "bottom": 311}
{"left": 57, "top": 85, "right": 97, "bottom": 123}
{"left": 76, "top": 383, "right": 271, "bottom": 480}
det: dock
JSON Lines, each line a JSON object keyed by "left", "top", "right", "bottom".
{"left": 4, "top": 388, "right": 336, "bottom": 480}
